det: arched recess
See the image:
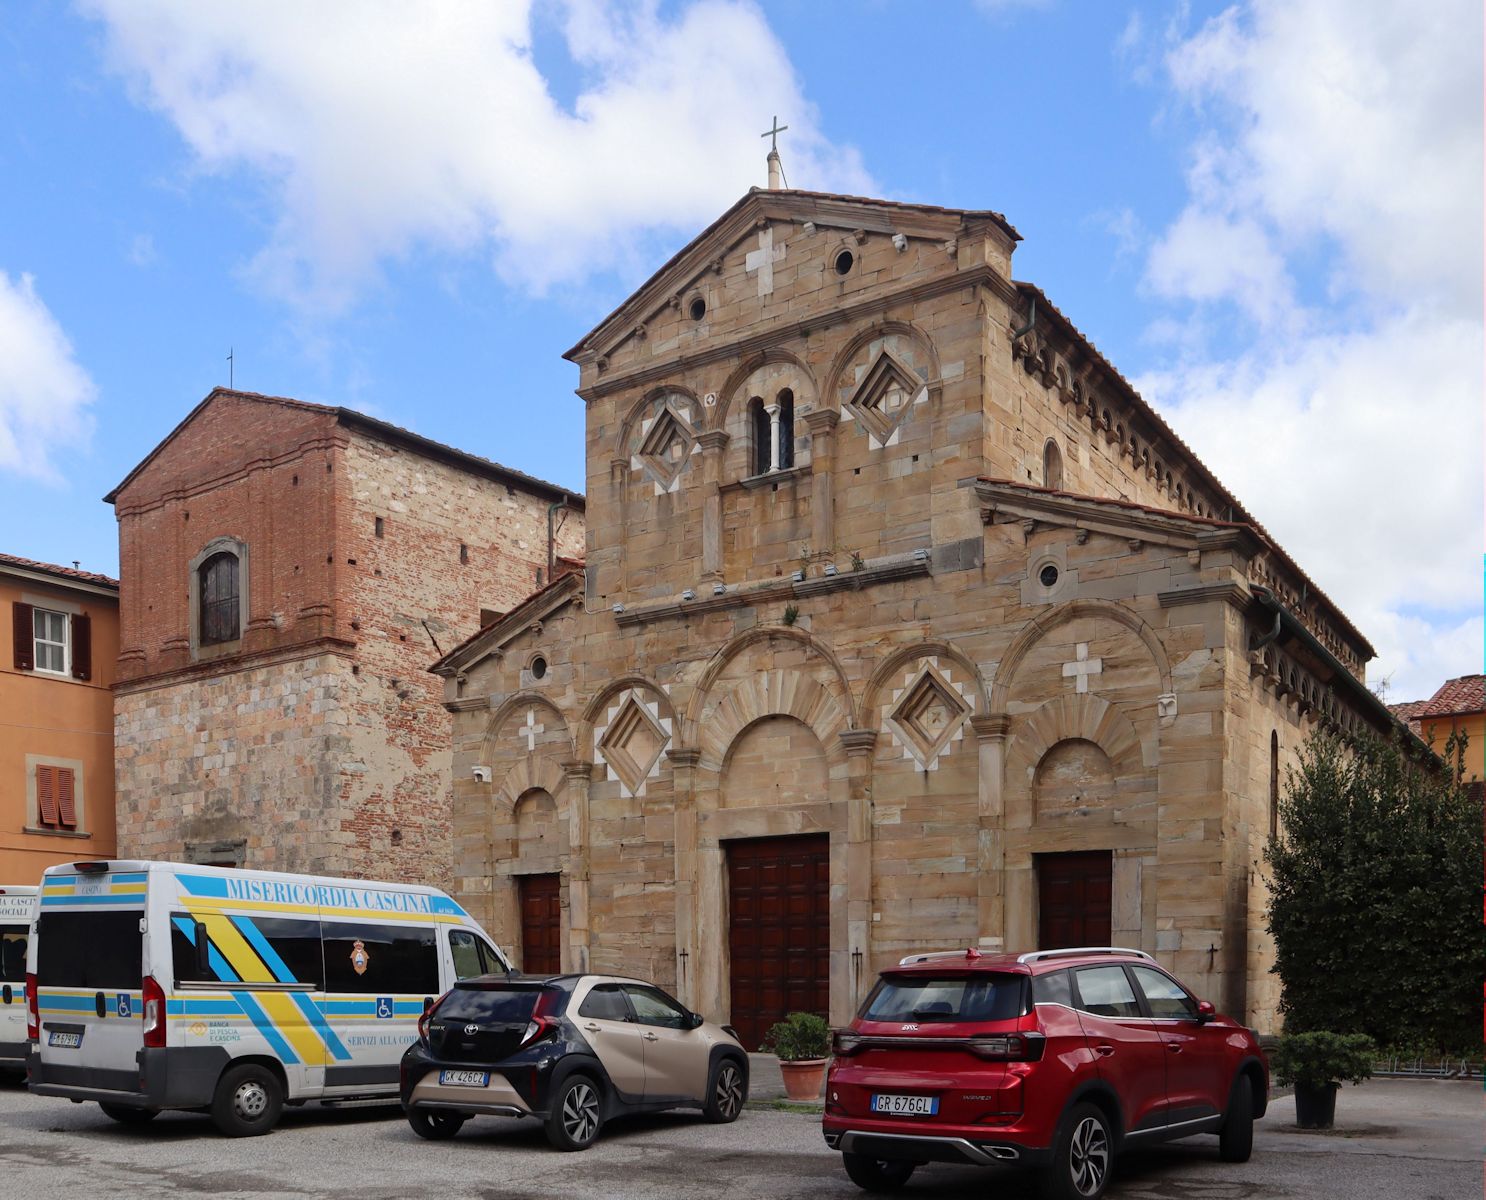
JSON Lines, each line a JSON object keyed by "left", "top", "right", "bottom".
{"left": 714, "top": 347, "right": 817, "bottom": 431}
{"left": 494, "top": 755, "right": 568, "bottom": 814}
{"left": 615, "top": 383, "right": 704, "bottom": 462}
{"left": 1003, "top": 691, "right": 1150, "bottom": 781}
{"left": 820, "top": 319, "right": 943, "bottom": 410}
{"left": 718, "top": 714, "right": 830, "bottom": 809}
{"left": 988, "top": 599, "right": 1172, "bottom": 715}
{"left": 681, "top": 624, "right": 856, "bottom": 751}
{"left": 861, "top": 639, "right": 990, "bottom": 721}
{"left": 484, "top": 692, "right": 573, "bottom": 765}
{"left": 578, "top": 673, "right": 673, "bottom": 759}
{"left": 695, "top": 668, "right": 850, "bottom": 772}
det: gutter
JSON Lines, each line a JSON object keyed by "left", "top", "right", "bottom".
{"left": 1250, "top": 585, "right": 1429, "bottom": 753}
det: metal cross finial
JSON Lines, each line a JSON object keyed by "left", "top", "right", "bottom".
{"left": 761, "top": 116, "right": 788, "bottom": 152}
{"left": 227, "top": 347, "right": 234, "bottom": 389}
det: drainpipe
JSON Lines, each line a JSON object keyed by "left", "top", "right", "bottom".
{"left": 1011, "top": 295, "right": 1037, "bottom": 341}
{"left": 546, "top": 494, "right": 571, "bottom": 581}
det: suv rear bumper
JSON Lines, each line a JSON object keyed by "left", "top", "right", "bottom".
{"left": 823, "top": 1125, "right": 1051, "bottom": 1167}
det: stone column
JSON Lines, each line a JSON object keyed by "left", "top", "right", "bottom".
{"left": 803, "top": 409, "right": 839, "bottom": 559}
{"left": 561, "top": 759, "right": 593, "bottom": 973}
{"left": 696, "top": 430, "right": 729, "bottom": 583}
{"left": 971, "top": 714, "right": 1010, "bottom": 951}
{"left": 666, "top": 746, "right": 702, "bottom": 1007}
{"left": 838, "top": 728, "right": 877, "bottom": 1013}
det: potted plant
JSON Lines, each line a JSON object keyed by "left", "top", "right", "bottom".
{"left": 1270, "top": 1031, "right": 1375, "bottom": 1128}
{"left": 760, "top": 1011, "right": 831, "bottom": 1101}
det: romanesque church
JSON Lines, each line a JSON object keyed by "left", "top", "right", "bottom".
{"left": 433, "top": 168, "right": 1393, "bottom": 1044}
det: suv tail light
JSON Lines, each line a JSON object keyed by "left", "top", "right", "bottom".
{"left": 832, "top": 1031, "right": 864, "bottom": 1056}
{"left": 967, "top": 1032, "right": 1045, "bottom": 1061}
{"left": 418, "top": 990, "right": 451, "bottom": 1043}
{"left": 25, "top": 972, "right": 38, "bottom": 1042}
{"left": 142, "top": 976, "right": 166, "bottom": 1048}
{"left": 519, "top": 987, "right": 560, "bottom": 1049}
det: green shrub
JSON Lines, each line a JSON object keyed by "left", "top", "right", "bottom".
{"left": 760, "top": 1011, "right": 831, "bottom": 1061}
{"left": 1270, "top": 1031, "right": 1376, "bottom": 1089}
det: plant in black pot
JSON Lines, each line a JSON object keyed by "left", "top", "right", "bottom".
{"left": 760, "top": 1011, "right": 831, "bottom": 1101}
{"left": 1270, "top": 1031, "right": 1374, "bottom": 1128}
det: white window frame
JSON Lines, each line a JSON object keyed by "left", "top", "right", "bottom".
{"left": 32, "top": 608, "right": 70, "bottom": 676}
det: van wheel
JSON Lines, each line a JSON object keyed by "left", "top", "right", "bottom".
{"left": 99, "top": 1103, "right": 158, "bottom": 1125}
{"left": 702, "top": 1058, "right": 746, "bottom": 1123}
{"left": 545, "top": 1074, "right": 602, "bottom": 1150}
{"left": 408, "top": 1107, "right": 467, "bottom": 1140}
{"left": 842, "top": 1152, "right": 916, "bottom": 1192}
{"left": 1042, "top": 1102, "right": 1113, "bottom": 1199}
{"left": 211, "top": 1063, "right": 284, "bottom": 1137}
{"left": 1219, "top": 1075, "right": 1255, "bottom": 1163}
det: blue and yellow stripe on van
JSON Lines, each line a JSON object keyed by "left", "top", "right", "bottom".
{"left": 36, "top": 988, "right": 143, "bottom": 1018}
{"left": 174, "top": 873, "right": 471, "bottom": 924}
{"left": 39, "top": 873, "right": 147, "bottom": 907}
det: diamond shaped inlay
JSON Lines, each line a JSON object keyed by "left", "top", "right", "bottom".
{"left": 598, "top": 696, "right": 668, "bottom": 796}
{"left": 637, "top": 404, "right": 696, "bottom": 492}
{"left": 887, "top": 665, "right": 970, "bottom": 768}
{"left": 845, "top": 350, "right": 927, "bottom": 447}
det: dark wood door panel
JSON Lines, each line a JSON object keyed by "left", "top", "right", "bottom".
{"left": 518, "top": 873, "right": 562, "bottom": 975}
{"left": 726, "top": 834, "right": 830, "bottom": 1051}
{"left": 1037, "top": 850, "right": 1113, "bottom": 950}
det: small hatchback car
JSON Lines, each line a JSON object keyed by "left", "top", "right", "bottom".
{"left": 823, "top": 947, "right": 1266, "bottom": 1199}
{"left": 401, "top": 972, "right": 748, "bottom": 1149}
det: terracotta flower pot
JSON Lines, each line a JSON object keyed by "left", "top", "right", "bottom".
{"left": 1294, "top": 1081, "right": 1339, "bottom": 1129}
{"left": 778, "top": 1057, "right": 827, "bottom": 1101}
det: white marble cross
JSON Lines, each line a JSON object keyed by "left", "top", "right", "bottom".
{"left": 521, "top": 708, "right": 545, "bottom": 752}
{"left": 1062, "top": 642, "right": 1103, "bottom": 694}
{"left": 744, "top": 226, "right": 785, "bottom": 296}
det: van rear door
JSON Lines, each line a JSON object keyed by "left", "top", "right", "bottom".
{"left": 35, "top": 870, "right": 148, "bottom": 1090}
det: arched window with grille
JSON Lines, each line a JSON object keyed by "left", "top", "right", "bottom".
{"left": 199, "top": 551, "right": 241, "bottom": 645}
{"left": 749, "top": 397, "right": 770, "bottom": 476}
{"left": 1043, "top": 439, "right": 1064, "bottom": 490}
{"left": 776, "top": 389, "right": 795, "bottom": 470}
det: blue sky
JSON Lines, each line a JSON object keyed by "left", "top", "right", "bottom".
{"left": 0, "top": 0, "right": 1479, "bottom": 700}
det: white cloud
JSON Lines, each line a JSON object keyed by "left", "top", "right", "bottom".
{"left": 0, "top": 272, "right": 97, "bottom": 482}
{"left": 1130, "top": 0, "right": 1484, "bottom": 700}
{"left": 82, "top": 0, "right": 872, "bottom": 309}
{"left": 127, "top": 233, "right": 156, "bottom": 267}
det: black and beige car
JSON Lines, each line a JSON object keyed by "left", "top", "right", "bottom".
{"left": 400, "top": 972, "right": 748, "bottom": 1149}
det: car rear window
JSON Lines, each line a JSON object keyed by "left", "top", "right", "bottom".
{"left": 861, "top": 974, "right": 1026, "bottom": 1022}
{"left": 37, "top": 911, "right": 143, "bottom": 989}
{"left": 436, "top": 985, "right": 548, "bottom": 1024}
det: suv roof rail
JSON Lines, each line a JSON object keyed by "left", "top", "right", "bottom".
{"left": 1015, "top": 946, "right": 1155, "bottom": 965}
{"left": 897, "top": 948, "right": 985, "bottom": 966}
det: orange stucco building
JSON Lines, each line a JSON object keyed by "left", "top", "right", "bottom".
{"left": 1, "top": 554, "right": 119, "bottom": 882}
{"left": 1392, "top": 674, "right": 1486, "bottom": 785}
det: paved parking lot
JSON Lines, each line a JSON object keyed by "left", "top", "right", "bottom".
{"left": 0, "top": 1076, "right": 1475, "bottom": 1198}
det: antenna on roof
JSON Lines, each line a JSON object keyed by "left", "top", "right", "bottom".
{"left": 761, "top": 116, "right": 788, "bottom": 189}
{"left": 227, "top": 346, "right": 234, "bottom": 389}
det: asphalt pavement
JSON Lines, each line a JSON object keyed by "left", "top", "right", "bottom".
{"left": 0, "top": 1074, "right": 1476, "bottom": 1198}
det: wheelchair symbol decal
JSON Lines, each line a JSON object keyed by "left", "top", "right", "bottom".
{"left": 375, "top": 996, "right": 394, "bottom": 1019}
{"left": 116, "top": 993, "right": 132, "bottom": 1019}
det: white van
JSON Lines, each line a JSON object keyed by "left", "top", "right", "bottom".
{"left": 0, "top": 886, "right": 38, "bottom": 1073}
{"left": 26, "top": 860, "right": 509, "bottom": 1135}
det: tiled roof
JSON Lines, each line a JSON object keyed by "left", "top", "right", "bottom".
{"left": 429, "top": 569, "right": 585, "bottom": 675}
{"left": 1387, "top": 700, "right": 1427, "bottom": 734}
{"left": 0, "top": 552, "right": 118, "bottom": 590}
{"left": 1420, "top": 675, "right": 1486, "bottom": 718}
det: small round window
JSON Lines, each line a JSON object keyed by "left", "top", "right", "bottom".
{"left": 688, "top": 296, "right": 706, "bottom": 322}
{"left": 834, "top": 249, "right": 855, "bottom": 275}
{"left": 530, "top": 655, "right": 548, "bottom": 680}
{"left": 1038, "top": 564, "right": 1060, "bottom": 589}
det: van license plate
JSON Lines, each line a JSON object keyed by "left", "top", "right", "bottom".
{"left": 871, "top": 1093, "right": 937, "bottom": 1116}
{"left": 48, "top": 1031, "right": 83, "bottom": 1049}
{"left": 439, "top": 1070, "right": 489, "bottom": 1088}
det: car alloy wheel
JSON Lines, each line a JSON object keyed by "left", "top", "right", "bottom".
{"left": 1069, "top": 1113, "right": 1110, "bottom": 1196}
{"left": 714, "top": 1063, "right": 743, "bottom": 1119}
{"left": 562, "top": 1081, "right": 600, "bottom": 1144}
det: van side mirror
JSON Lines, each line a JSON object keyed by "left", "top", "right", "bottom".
{"left": 688, "top": 1011, "right": 705, "bottom": 1030}
{"left": 1196, "top": 1000, "right": 1216, "bottom": 1024}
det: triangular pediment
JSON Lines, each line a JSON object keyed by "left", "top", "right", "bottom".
{"left": 430, "top": 572, "right": 583, "bottom": 678}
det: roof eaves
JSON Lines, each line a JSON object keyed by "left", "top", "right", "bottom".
{"left": 0, "top": 552, "right": 119, "bottom": 590}
{"left": 430, "top": 571, "right": 583, "bottom": 676}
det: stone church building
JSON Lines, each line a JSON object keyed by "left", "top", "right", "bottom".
{"left": 433, "top": 180, "right": 1394, "bottom": 1044}
{"left": 109, "top": 388, "right": 582, "bottom": 885}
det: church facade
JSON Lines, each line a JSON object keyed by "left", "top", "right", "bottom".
{"left": 110, "top": 388, "right": 582, "bottom": 885}
{"left": 434, "top": 186, "right": 1390, "bottom": 1043}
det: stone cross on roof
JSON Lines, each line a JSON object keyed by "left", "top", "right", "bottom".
{"left": 761, "top": 116, "right": 788, "bottom": 189}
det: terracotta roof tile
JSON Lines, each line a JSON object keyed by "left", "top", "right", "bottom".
{"left": 0, "top": 552, "right": 118, "bottom": 590}
{"left": 1420, "top": 675, "right": 1486, "bottom": 718}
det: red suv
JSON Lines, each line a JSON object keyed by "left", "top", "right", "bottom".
{"left": 823, "top": 947, "right": 1266, "bottom": 1198}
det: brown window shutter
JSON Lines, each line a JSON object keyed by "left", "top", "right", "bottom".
{"left": 71, "top": 612, "right": 92, "bottom": 680}
{"left": 36, "top": 765, "right": 58, "bottom": 827}
{"left": 57, "top": 768, "right": 78, "bottom": 829}
{"left": 12, "top": 602, "right": 33, "bottom": 671}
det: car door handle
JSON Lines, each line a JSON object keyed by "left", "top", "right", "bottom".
{"left": 1095, "top": 1044, "right": 1115, "bottom": 1056}
{"left": 583, "top": 1024, "right": 602, "bottom": 1033}
{"left": 643, "top": 1033, "right": 659, "bottom": 1042}
{"left": 1167, "top": 1043, "right": 1183, "bottom": 1053}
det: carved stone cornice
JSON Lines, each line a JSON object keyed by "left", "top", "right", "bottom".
{"left": 838, "top": 729, "right": 879, "bottom": 755}
{"left": 695, "top": 429, "right": 730, "bottom": 454}
{"left": 969, "top": 714, "right": 1011, "bottom": 740}
{"left": 1157, "top": 582, "right": 1254, "bottom": 612}
{"left": 560, "top": 759, "right": 594, "bottom": 782}
{"left": 802, "top": 408, "right": 840, "bottom": 435}
{"left": 445, "top": 697, "right": 490, "bottom": 713}
{"left": 665, "top": 747, "right": 703, "bottom": 769}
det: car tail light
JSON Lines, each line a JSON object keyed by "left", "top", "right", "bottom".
{"left": 967, "top": 1033, "right": 1045, "bottom": 1061}
{"left": 519, "top": 988, "right": 560, "bottom": 1048}
{"left": 418, "top": 990, "right": 450, "bottom": 1043}
{"left": 25, "top": 972, "right": 38, "bottom": 1042}
{"left": 832, "top": 1031, "right": 864, "bottom": 1056}
{"left": 142, "top": 976, "right": 166, "bottom": 1048}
